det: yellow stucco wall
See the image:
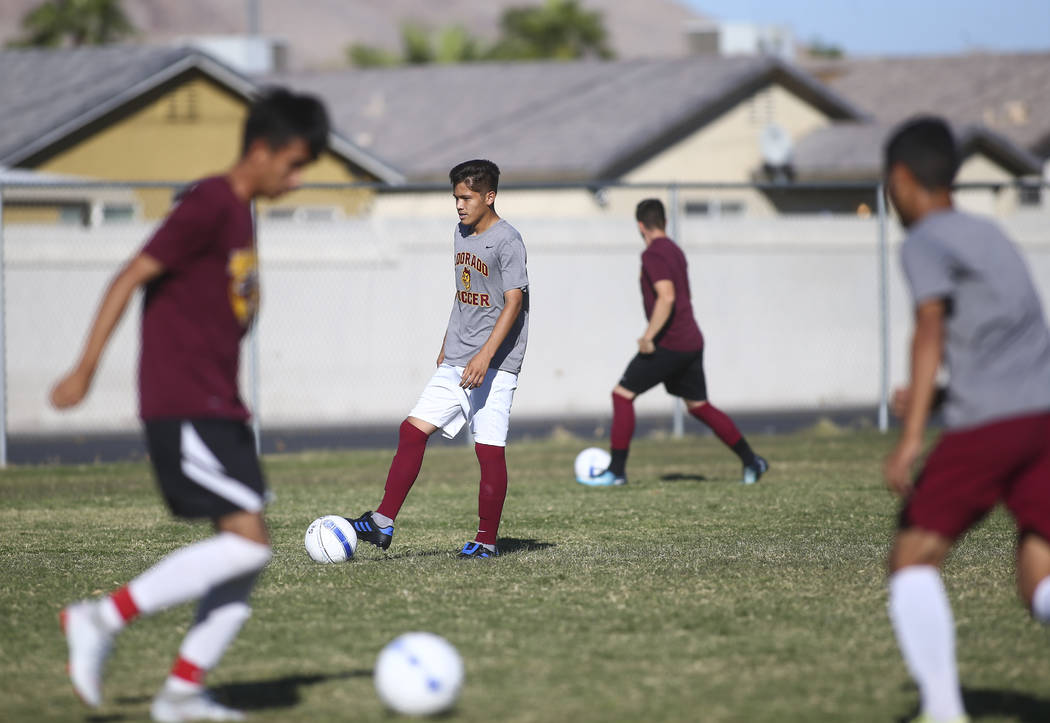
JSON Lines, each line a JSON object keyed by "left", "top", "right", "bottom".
{"left": 956, "top": 152, "right": 1017, "bottom": 215}
{"left": 30, "top": 74, "right": 373, "bottom": 219}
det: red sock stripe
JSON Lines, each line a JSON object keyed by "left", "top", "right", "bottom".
{"left": 171, "top": 656, "right": 206, "bottom": 685}
{"left": 111, "top": 585, "right": 140, "bottom": 622}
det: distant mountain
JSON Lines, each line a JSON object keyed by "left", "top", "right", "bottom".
{"left": 0, "top": 0, "right": 708, "bottom": 70}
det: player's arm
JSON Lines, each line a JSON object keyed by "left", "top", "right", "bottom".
{"left": 884, "top": 298, "right": 946, "bottom": 496}
{"left": 639, "top": 279, "right": 675, "bottom": 354}
{"left": 50, "top": 253, "right": 165, "bottom": 409}
{"left": 460, "top": 288, "right": 524, "bottom": 389}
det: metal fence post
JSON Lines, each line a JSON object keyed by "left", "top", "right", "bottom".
{"left": 0, "top": 185, "right": 6, "bottom": 468}
{"left": 249, "top": 200, "right": 262, "bottom": 451}
{"left": 876, "top": 183, "right": 890, "bottom": 433}
{"left": 668, "top": 183, "right": 685, "bottom": 439}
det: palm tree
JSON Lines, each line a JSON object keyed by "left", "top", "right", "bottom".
{"left": 13, "top": 0, "right": 136, "bottom": 48}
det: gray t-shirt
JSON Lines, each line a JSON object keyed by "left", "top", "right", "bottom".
{"left": 901, "top": 209, "right": 1050, "bottom": 429}
{"left": 442, "top": 219, "right": 529, "bottom": 374}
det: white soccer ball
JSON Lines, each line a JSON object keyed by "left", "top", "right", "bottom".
{"left": 574, "top": 447, "right": 611, "bottom": 485}
{"left": 374, "top": 632, "right": 464, "bottom": 717}
{"left": 303, "top": 515, "right": 358, "bottom": 563}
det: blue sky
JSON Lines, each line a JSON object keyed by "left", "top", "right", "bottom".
{"left": 682, "top": 0, "right": 1050, "bottom": 56}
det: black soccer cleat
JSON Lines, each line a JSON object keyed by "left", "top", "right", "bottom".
{"left": 344, "top": 511, "right": 394, "bottom": 550}
{"left": 457, "top": 541, "right": 499, "bottom": 559}
{"left": 742, "top": 456, "right": 769, "bottom": 485}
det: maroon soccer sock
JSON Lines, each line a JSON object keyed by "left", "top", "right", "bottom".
{"left": 690, "top": 403, "right": 755, "bottom": 465}
{"left": 376, "top": 420, "right": 430, "bottom": 520}
{"left": 610, "top": 393, "right": 636, "bottom": 475}
{"left": 474, "top": 444, "right": 508, "bottom": 546}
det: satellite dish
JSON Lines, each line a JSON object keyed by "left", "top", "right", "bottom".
{"left": 760, "top": 123, "right": 793, "bottom": 167}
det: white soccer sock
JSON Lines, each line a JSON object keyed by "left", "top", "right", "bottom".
{"left": 166, "top": 572, "right": 257, "bottom": 690}
{"left": 128, "top": 532, "right": 271, "bottom": 616}
{"left": 889, "top": 566, "right": 966, "bottom": 722}
{"left": 371, "top": 511, "right": 394, "bottom": 528}
{"left": 1031, "top": 576, "right": 1050, "bottom": 624}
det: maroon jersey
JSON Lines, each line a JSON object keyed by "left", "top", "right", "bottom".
{"left": 640, "top": 236, "right": 703, "bottom": 352}
{"left": 139, "top": 176, "right": 258, "bottom": 421}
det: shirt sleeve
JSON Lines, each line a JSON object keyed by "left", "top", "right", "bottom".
{"left": 140, "top": 182, "right": 221, "bottom": 272}
{"left": 642, "top": 248, "right": 675, "bottom": 284}
{"left": 498, "top": 235, "right": 529, "bottom": 293}
{"left": 900, "top": 235, "right": 953, "bottom": 307}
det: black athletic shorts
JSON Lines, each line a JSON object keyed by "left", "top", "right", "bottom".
{"left": 144, "top": 419, "right": 267, "bottom": 519}
{"left": 619, "top": 346, "right": 708, "bottom": 401}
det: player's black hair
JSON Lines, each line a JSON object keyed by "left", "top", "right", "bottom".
{"left": 884, "top": 116, "right": 959, "bottom": 190}
{"left": 241, "top": 87, "right": 330, "bottom": 161}
{"left": 449, "top": 159, "right": 500, "bottom": 194}
{"left": 635, "top": 198, "right": 666, "bottom": 230}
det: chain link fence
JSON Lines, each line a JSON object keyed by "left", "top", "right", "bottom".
{"left": 2, "top": 179, "right": 1048, "bottom": 464}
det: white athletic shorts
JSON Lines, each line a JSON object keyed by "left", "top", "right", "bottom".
{"left": 408, "top": 363, "right": 518, "bottom": 446}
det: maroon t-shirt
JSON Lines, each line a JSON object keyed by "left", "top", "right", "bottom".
{"left": 139, "top": 176, "right": 257, "bottom": 421}
{"left": 640, "top": 236, "right": 704, "bottom": 352}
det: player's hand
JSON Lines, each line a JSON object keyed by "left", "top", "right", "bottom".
{"left": 891, "top": 386, "right": 910, "bottom": 419}
{"left": 460, "top": 352, "right": 492, "bottom": 389}
{"left": 637, "top": 337, "right": 656, "bottom": 355}
{"left": 884, "top": 435, "right": 922, "bottom": 497}
{"left": 50, "top": 368, "right": 92, "bottom": 409}
{"left": 436, "top": 350, "right": 445, "bottom": 367}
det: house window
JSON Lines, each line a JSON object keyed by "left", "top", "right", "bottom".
{"left": 264, "top": 206, "right": 345, "bottom": 222}
{"left": 166, "top": 86, "right": 199, "bottom": 122}
{"left": 684, "top": 200, "right": 746, "bottom": 218}
{"left": 102, "top": 203, "right": 136, "bottom": 223}
{"left": 1019, "top": 183, "right": 1042, "bottom": 207}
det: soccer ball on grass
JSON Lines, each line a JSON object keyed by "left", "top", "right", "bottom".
{"left": 374, "top": 632, "right": 464, "bottom": 716}
{"left": 574, "top": 447, "right": 611, "bottom": 485}
{"left": 303, "top": 515, "right": 357, "bottom": 563}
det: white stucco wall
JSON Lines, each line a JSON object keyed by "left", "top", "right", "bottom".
{"left": 7, "top": 206, "right": 1050, "bottom": 434}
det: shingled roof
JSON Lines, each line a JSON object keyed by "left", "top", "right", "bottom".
{"left": 808, "top": 53, "right": 1050, "bottom": 159}
{"left": 793, "top": 121, "right": 1044, "bottom": 181}
{"left": 0, "top": 45, "right": 403, "bottom": 183}
{"left": 270, "top": 55, "right": 866, "bottom": 182}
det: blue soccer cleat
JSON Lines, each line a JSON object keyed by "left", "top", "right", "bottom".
{"left": 581, "top": 470, "right": 627, "bottom": 487}
{"left": 742, "top": 456, "right": 769, "bottom": 485}
{"left": 458, "top": 542, "right": 499, "bottom": 559}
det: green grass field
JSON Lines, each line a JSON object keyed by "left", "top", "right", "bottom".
{"left": 1, "top": 430, "right": 1048, "bottom": 722}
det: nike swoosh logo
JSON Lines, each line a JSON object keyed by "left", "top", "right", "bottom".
{"left": 485, "top": 245, "right": 494, "bottom": 248}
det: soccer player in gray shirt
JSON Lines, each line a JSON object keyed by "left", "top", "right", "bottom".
{"left": 883, "top": 116, "right": 1050, "bottom": 723}
{"left": 346, "top": 160, "right": 528, "bottom": 558}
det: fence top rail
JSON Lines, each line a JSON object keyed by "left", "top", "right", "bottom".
{"left": 0, "top": 179, "right": 1045, "bottom": 193}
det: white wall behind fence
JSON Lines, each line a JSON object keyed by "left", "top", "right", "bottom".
{"left": 6, "top": 210, "right": 1050, "bottom": 434}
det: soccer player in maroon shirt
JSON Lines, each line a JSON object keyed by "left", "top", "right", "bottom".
{"left": 50, "top": 88, "right": 328, "bottom": 722}
{"left": 591, "top": 199, "right": 767, "bottom": 486}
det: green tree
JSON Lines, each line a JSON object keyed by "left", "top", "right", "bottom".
{"left": 489, "top": 0, "right": 612, "bottom": 61}
{"left": 12, "top": 0, "right": 135, "bottom": 47}
{"left": 346, "top": 0, "right": 612, "bottom": 67}
{"left": 805, "top": 37, "right": 844, "bottom": 59}
{"left": 349, "top": 23, "right": 481, "bottom": 67}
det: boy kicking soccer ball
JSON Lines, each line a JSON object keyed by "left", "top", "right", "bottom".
{"left": 593, "top": 198, "right": 767, "bottom": 486}
{"left": 346, "top": 159, "right": 529, "bottom": 559}
{"left": 51, "top": 88, "right": 328, "bottom": 721}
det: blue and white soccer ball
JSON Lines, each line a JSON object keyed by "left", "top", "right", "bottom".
{"left": 574, "top": 447, "right": 611, "bottom": 485}
{"left": 374, "top": 632, "right": 464, "bottom": 716}
{"left": 303, "top": 515, "right": 358, "bottom": 563}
